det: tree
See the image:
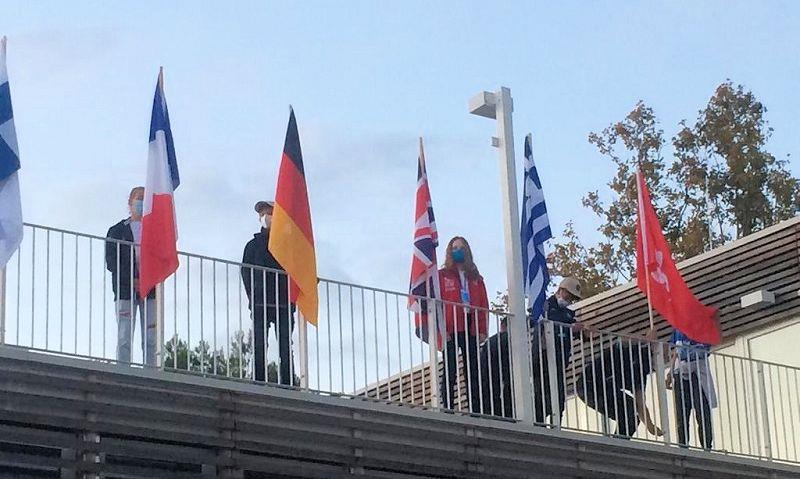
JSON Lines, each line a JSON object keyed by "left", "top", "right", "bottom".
{"left": 692, "top": 82, "right": 800, "bottom": 237}
{"left": 551, "top": 102, "right": 674, "bottom": 288}
{"left": 164, "top": 330, "right": 252, "bottom": 377}
{"left": 550, "top": 82, "right": 800, "bottom": 297}
{"left": 163, "top": 329, "right": 299, "bottom": 385}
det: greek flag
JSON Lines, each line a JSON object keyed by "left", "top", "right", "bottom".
{"left": 0, "top": 37, "right": 22, "bottom": 268}
{"left": 521, "top": 133, "right": 551, "bottom": 324}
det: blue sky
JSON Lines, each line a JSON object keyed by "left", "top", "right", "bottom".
{"left": 5, "top": 0, "right": 800, "bottom": 300}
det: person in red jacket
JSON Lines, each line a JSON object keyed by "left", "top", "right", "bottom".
{"left": 438, "top": 236, "right": 488, "bottom": 412}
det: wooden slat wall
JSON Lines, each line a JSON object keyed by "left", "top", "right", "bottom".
{"left": 575, "top": 217, "right": 800, "bottom": 342}
{"left": 1, "top": 348, "right": 798, "bottom": 479}
{"left": 363, "top": 217, "right": 800, "bottom": 412}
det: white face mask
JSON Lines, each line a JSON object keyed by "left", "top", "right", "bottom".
{"left": 260, "top": 215, "right": 272, "bottom": 229}
{"left": 557, "top": 297, "right": 570, "bottom": 308}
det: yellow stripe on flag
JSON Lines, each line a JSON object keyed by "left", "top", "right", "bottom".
{"left": 269, "top": 203, "right": 318, "bottom": 325}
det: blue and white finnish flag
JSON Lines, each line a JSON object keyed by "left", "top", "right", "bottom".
{"left": 0, "top": 36, "right": 22, "bottom": 268}
{"left": 520, "top": 133, "right": 552, "bottom": 325}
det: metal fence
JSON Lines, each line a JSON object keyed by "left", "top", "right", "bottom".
{"left": 532, "top": 320, "right": 800, "bottom": 463}
{"left": 0, "top": 223, "right": 798, "bottom": 465}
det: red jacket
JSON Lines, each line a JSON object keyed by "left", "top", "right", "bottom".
{"left": 438, "top": 267, "right": 489, "bottom": 337}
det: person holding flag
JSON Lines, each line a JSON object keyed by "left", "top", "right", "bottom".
{"left": 635, "top": 167, "right": 718, "bottom": 444}
{"left": 106, "top": 70, "right": 179, "bottom": 368}
{"left": 0, "top": 36, "right": 23, "bottom": 271}
{"left": 105, "top": 187, "right": 157, "bottom": 366}
{"left": 241, "top": 200, "right": 294, "bottom": 385}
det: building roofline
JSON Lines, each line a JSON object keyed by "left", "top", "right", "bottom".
{"left": 572, "top": 215, "right": 800, "bottom": 309}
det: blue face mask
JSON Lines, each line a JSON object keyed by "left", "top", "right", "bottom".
{"left": 451, "top": 248, "right": 466, "bottom": 264}
{"left": 132, "top": 199, "right": 144, "bottom": 216}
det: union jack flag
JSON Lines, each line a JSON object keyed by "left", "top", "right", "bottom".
{"left": 408, "top": 138, "right": 442, "bottom": 345}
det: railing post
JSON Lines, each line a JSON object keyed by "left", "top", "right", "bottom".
{"left": 756, "top": 362, "right": 772, "bottom": 459}
{"left": 543, "top": 320, "right": 560, "bottom": 429}
{"left": 155, "top": 283, "right": 164, "bottom": 368}
{"left": 0, "top": 266, "right": 5, "bottom": 345}
{"left": 298, "top": 312, "right": 309, "bottom": 390}
{"left": 653, "top": 343, "right": 672, "bottom": 445}
{"left": 426, "top": 298, "right": 440, "bottom": 409}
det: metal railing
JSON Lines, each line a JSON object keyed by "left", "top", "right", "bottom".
{"left": 0, "top": 223, "right": 798, "bottom": 466}
{"left": 530, "top": 320, "right": 800, "bottom": 463}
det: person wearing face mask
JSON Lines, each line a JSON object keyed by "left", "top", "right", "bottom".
{"left": 437, "top": 236, "right": 489, "bottom": 413}
{"left": 241, "top": 200, "right": 295, "bottom": 385}
{"left": 530, "top": 277, "right": 585, "bottom": 425}
{"left": 105, "top": 186, "right": 157, "bottom": 367}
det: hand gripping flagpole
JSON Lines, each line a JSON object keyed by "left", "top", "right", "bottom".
{"left": 636, "top": 169, "right": 671, "bottom": 444}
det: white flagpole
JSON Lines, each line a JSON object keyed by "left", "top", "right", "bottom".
{"left": 637, "top": 169, "right": 672, "bottom": 444}
{"left": 636, "top": 170, "right": 656, "bottom": 330}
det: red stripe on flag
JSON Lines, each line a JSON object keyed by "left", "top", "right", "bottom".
{"left": 139, "top": 194, "right": 178, "bottom": 299}
{"left": 274, "top": 152, "right": 314, "bottom": 242}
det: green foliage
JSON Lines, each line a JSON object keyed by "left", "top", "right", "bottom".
{"left": 550, "top": 82, "right": 800, "bottom": 296}
{"left": 163, "top": 329, "right": 299, "bottom": 385}
{"left": 163, "top": 330, "right": 252, "bottom": 377}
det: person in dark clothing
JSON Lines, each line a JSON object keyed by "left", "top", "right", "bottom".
{"left": 530, "top": 277, "right": 585, "bottom": 424}
{"left": 105, "top": 186, "right": 157, "bottom": 367}
{"left": 241, "top": 200, "right": 295, "bottom": 385}
{"left": 480, "top": 328, "right": 513, "bottom": 418}
{"left": 479, "top": 277, "right": 586, "bottom": 420}
{"left": 576, "top": 329, "right": 663, "bottom": 438}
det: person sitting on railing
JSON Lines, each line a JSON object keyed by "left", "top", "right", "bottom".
{"left": 576, "top": 328, "right": 664, "bottom": 439}
{"left": 438, "top": 236, "right": 488, "bottom": 413}
{"left": 667, "top": 328, "right": 716, "bottom": 450}
{"left": 241, "top": 200, "right": 295, "bottom": 386}
{"left": 530, "top": 277, "right": 586, "bottom": 425}
{"left": 104, "top": 186, "right": 157, "bottom": 367}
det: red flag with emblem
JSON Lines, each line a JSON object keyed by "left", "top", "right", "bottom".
{"left": 635, "top": 169, "right": 720, "bottom": 345}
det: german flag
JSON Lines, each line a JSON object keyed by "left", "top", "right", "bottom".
{"left": 268, "top": 107, "right": 318, "bottom": 325}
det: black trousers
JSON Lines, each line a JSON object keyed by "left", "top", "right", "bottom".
{"left": 480, "top": 332, "right": 513, "bottom": 418}
{"left": 531, "top": 354, "right": 567, "bottom": 425}
{"left": 441, "top": 332, "right": 481, "bottom": 412}
{"left": 578, "top": 377, "right": 640, "bottom": 437}
{"left": 252, "top": 305, "right": 294, "bottom": 385}
{"left": 673, "top": 373, "right": 713, "bottom": 449}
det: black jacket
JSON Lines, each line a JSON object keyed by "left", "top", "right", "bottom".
{"left": 105, "top": 218, "right": 155, "bottom": 300}
{"left": 543, "top": 295, "right": 577, "bottom": 368}
{"left": 241, "top": 228, "right": 290, "bottom": 309}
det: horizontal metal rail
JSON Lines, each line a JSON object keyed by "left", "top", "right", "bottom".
{"left": 0, "top": 223, "right": 797, "bottom": 466}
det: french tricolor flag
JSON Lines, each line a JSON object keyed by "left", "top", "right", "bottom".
{"left": 139, "top": 68, "right": 180, "bottom": 298}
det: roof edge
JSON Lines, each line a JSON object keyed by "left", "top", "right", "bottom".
{"left": 573, "top": 215, "right": 800, "bottom": 310}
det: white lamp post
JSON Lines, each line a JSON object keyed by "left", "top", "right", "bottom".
{"left": 469, "top": 87, "right": 534, "bottom": 423}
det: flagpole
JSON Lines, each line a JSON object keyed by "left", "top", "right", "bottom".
{"left": 636, "top": 169, "right": 672, "bottom": 444}
{"left": 298, "top": 312, "right": 309, "bottom": 390}
{"left": 636, "top": 170, "right": 656, "bottom": 331}
{"left": 418, "top": 137, "right": 441, "bottom": 409}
